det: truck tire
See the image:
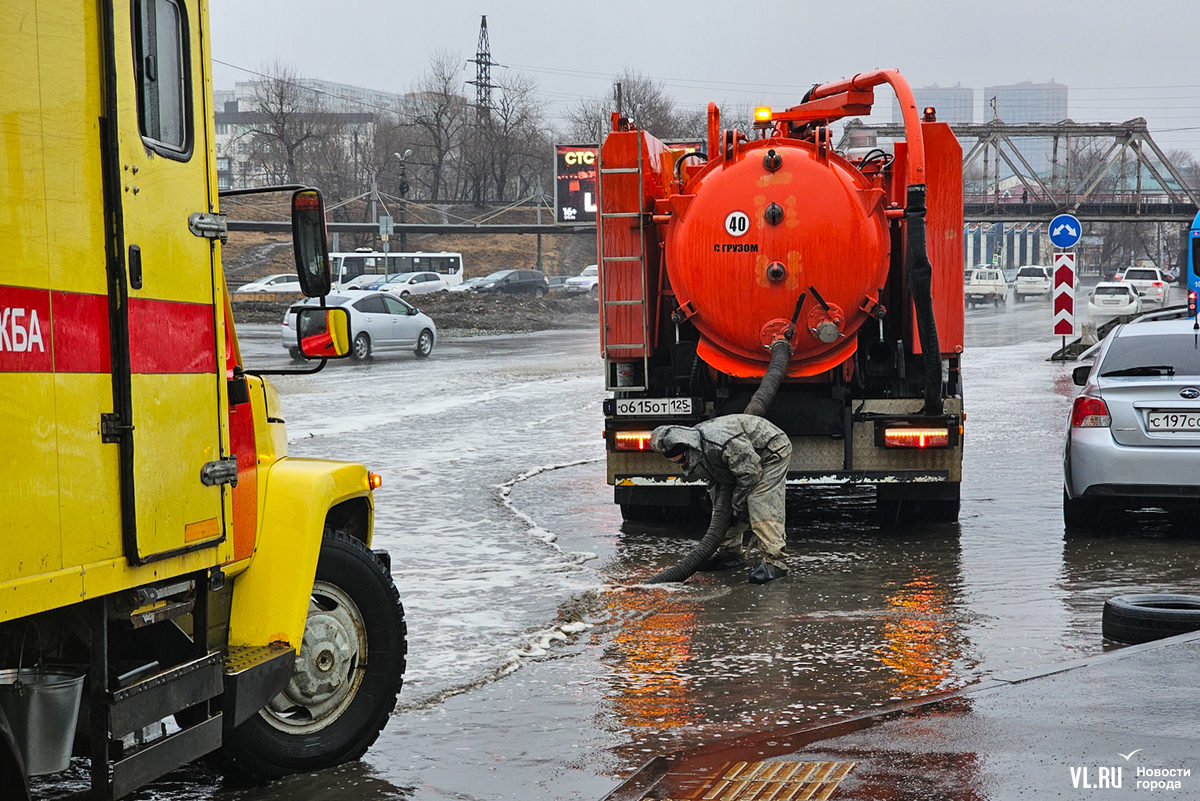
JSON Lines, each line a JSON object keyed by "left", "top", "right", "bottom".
{"left": 0, "top": 707, "right": 29, "bottom": 801}
{"left": 223, "top": 532, "right": 406, "bottom": 779}
{"left": 1102, "top": 594, "right": 1200, "bottom": 644}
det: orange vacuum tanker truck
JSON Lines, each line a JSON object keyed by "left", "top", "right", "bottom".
{"left": 1, "top": 2, "right": 404, "bottom": 799}
{"left": 599, "top": 70, "right": 965, "bottom": 524}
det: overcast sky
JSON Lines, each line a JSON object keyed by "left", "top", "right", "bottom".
{"left": 210, "top": 0, "right": 1200, "bottom": 156}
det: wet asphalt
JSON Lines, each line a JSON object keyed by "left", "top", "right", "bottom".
{"left": 32, "top": 283, "right": 1200, "bottom": 801}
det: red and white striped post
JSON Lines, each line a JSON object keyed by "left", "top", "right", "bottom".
{"left": 1053, "top": 252, "right": 1076, "bottom": 351}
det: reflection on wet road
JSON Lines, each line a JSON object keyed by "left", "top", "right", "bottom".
{"left": 38, "top": 295, "right": 1200, "bottom": 801}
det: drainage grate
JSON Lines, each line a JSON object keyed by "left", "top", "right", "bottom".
{"left": 700, "top": 760, "right": 857, "bottom": 801}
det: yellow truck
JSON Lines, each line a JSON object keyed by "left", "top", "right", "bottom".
{"left": 1, "top": 2, "right": 405, "bottom": 798}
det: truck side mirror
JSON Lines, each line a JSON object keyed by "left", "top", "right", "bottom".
{"left": 295, "top": 307, "right": 351, "bottom": 359}
{"left": 292, "top": 188, "right": 331, "bottom": 297}
{"left": 1072, "top": 365, "right": 1091, "bottom": 386}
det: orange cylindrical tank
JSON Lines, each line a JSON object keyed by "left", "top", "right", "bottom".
{"left": 665, "top": 136, "right": 890, "bottom": 378}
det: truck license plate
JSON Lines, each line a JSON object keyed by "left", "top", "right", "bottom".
{"left": 1147, "top": 411, "right": 1200, "bottom": 431}
{"left": 615, "top": 398, "right": 695, "bottom": 416}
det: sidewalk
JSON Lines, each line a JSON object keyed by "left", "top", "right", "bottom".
{"left": 603, "top": 631, "right": 1200, "bottom": 800}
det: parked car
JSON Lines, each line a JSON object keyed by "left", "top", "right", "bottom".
{"left": 342, "top": 272, "right": 397, "bottom": 291}
{"left": 1116, "top": 267, "right": 1169, "bottom": 305}
{"left": 564, "top": 264, "right": 600, "bottom": 295}
{"left": 282, "top": 292, "right": 437, "bottom": 361}
{"left": 450, "top": 277, "right": 487, "bottom": 292}
{"left": 965, "top": 267, "right": 1007, "bottom": 308}
{"left": 369, "top": 271, "right": 450, "bottom": 297}
{"left": 1087, "top": 282, "right": 1143, "bottom": 320}
{"left": 1064, "top": 318, "right": 1200, "bottom": 528}
{"left": 547, "top": 275, "right": 571, "bottom": 292}
{"left": 472, "top": 269, "right": 549, "bottom": 297}
{"left": 235, "top": 273, "right": 302, "bottom": 293}
{"left": 1013, "top": 265, "right": 1053, "bottom": 302}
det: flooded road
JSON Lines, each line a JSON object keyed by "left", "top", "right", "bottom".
{"left": 35, "top": 287, "right": 1200, "bottom": 800}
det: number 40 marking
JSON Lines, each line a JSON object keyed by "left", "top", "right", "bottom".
{"left": 724, "top": 211, "right": 749, "bottom": 237}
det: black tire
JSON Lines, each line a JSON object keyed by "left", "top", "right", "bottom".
{"left": 1102, "top": 594, "right": 1200, "bottom": 644}
{"left": 1015, "top": 293, "right": 1024, "bottom": 303}
{"left": 288, "top": 348, "right": 303, "bottom": 362}
{"left": 1063, "top": 489, "right": 1101, "bottom": 530}
{"left": 414, "top": 329, "right": 434, "bottom": 358}
{"left": 534, "top": 286, "right": 547, "bottom": 298}
{"left": 222, "top": 532, "right": 406, "bottom": 779}
{"left": 351, "top": 332, "right": 371, "bottom": 361}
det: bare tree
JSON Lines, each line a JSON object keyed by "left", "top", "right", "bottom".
{"left": 562, "top": 69, "right": 701, "bottom": 142}
{"left": 403, "top": 50, "right": 470, "bottom": 202}
{"left": 242, "top": 59, "right": 334, "bottom": 184}
{"left": 488, "top": 72, "right": 550, "bottom": 201}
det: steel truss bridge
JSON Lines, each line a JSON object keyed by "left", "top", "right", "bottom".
{"left": 844, "top": 118, "right": 1199, "bottom": 223}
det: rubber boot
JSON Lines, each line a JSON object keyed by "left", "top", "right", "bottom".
{"left": 748, "top": 562, "right": 787, "bottom": 584}
{"left": 698, "top": 553, "right": 744, "bottom": 572}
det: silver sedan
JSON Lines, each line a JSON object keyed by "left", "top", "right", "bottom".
{"left": 282, "top": 291, "right": 437, "bottom": 361}
{"left": 1064, "top": 317, "right": 1200, "bottom": 528}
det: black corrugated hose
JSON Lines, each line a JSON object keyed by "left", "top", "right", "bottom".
{"left": 905, "top": 184, "right": 944, "bottom": 416}
{"left": 646, "top": 338, "right": 792, "bottom": 584}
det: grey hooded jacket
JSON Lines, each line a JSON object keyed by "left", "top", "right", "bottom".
{"left": 650, "top": 414, "right": 791, "bottom": 512}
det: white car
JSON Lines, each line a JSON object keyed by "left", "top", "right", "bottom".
{"left": 1087, "top": 282, "right": 1143, "bottom": 320}
{"left": 282, "top": 292, "right": 437, "bottom": 361}
{"left": 450, "top": 277, "right": 486, "bottom": 292}
{"left": 1013, "top": 265, "right": 1053, "bottom": 302}
{"left": 370, "top": 271, "right": 450, "bottom": 297}
{"left": 1115, "top": 267, "right": 1169, "bottom": 305}
{"left": 564, "top": 265, "right": 599, "bottom": 294}
{"left": 235, "top": 273, "right": 301, "bottom": 293}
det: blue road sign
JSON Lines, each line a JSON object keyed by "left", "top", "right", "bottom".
{"left": 1049, "top": 213, "right": 1082, "bottom": 249}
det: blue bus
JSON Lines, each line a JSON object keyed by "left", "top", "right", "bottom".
{"left": 1189, "top": 210, "right": 1200, "bottom": 316}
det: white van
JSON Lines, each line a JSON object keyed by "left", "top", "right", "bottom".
{"left": 331, "top": 250, "right": 465, "bottom": 289}
{"left": 965, "top": 268, "right": 1007, "bottom": 308}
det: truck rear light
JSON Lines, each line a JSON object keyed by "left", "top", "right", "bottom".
{"left": 1071, "top": 396, "right": 1111, "bottom": 428}
{"left": 1152, "top": 281, "right": 1164, "bottom": 287}
{"left": 614, "top": 430, "right": 653, "bottom": 451}
{"left": 882, "top": 427, "right": 950, "bottom": 448}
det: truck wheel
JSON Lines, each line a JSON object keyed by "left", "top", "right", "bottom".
{"left": 223, "top": 532, "right": 406, "bottom": 779}
{"left": 1102, "top": 594, "right": 1200, "bottom": 644}
{"left": 351, "top": 332, "right": 371, "bottom": 361}
{"left": 0, "top": 707, "right": 29, "bottom": 801}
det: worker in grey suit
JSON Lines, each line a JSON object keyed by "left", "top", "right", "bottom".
{"left": 650, "top": 414, "right": 792, "bottom": 584}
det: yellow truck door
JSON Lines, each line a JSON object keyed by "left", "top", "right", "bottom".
{"left": 108, "top": 0, "right": 229, "bottom": 563}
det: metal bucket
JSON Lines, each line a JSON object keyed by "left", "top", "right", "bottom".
{"left": 0, "top": 668, "right": 85, "bottom": 775}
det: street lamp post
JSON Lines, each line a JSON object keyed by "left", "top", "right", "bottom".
{"left": 395, "top": 150, "right": 412, "bottom": 252}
